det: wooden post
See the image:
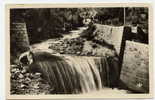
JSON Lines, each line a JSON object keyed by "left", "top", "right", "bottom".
{"left": 124, "top": 7, "right": 126, "bottom": 26}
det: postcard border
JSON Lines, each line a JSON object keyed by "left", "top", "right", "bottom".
{"left": 5, "top": 3, "right": 154, "bottom": 99}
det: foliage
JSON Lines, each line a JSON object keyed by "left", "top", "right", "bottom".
{"left": 125, "top": 7, "right": 148, "bottom": 33}
{"left": 10, "top": 7, "right": 148, "bottom": 44}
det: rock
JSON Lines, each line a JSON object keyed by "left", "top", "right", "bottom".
{"left": 11, "top": 68, "right": 18, "bottom": 73}
{"left": 25, "top": 77, "right": 31, "bottom": 82}
{"left": 60, "top": 50, "right": 64, "bottom": 54}
{"left": 33, "top": 73, "right": 42, "bottom": 79}
{"left": 21, "top": 69, "right": 27, "bottom": 74}
{"left": 11, "top": 65, "right": 19, "bottom": 68}
{"left": 20, "top": 84, "right": 26, "bottom": 88}
{"left": 25, "top": 73, "right": 30, "bottom": 77}
{"left": 35, "top": 73, "right": 41, "bottom": 76}
{"left": 18, "top": 74, "right": 24, "bottom": 79}
{"left": 33, "top": 83, "right": 40, "bottom": 89}
{"left": 76, "top": 51, "right": 81, "bottom": 55}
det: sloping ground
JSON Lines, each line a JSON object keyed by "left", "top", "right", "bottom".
{"left": 120, "top": 41, "right": 149, "bottom": 93}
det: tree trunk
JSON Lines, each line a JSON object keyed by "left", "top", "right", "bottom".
{"left": 10, "top": 10, "right": 30, "bottom": 63}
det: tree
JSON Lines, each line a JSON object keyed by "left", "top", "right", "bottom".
{"left": 10, "top": 9, "right": 30, "bottom": 63}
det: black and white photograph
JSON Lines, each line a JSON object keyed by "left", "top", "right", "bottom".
{"left": 6, "top": 4, "right": 153, "bottom": 99}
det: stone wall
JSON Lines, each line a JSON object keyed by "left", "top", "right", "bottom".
{"left": 120, "top": 41, "right": 149, "bottom": 93}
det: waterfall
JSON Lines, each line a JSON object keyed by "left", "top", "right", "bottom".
{"left": 65, "top": 56, "right": 103, "bottom": 93}
{"left": 30, "top": 52, "right": 118, "bottom": 94}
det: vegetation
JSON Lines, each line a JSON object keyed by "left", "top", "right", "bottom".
{"left": 10, "top": 8, "right": 148, "bottom": 44}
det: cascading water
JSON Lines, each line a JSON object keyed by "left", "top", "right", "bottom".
{"left": 65, "top": 56, "right": 103, "bottom": 93}
{"left": 28, "top": 51, "right": 119, "bottom": 94}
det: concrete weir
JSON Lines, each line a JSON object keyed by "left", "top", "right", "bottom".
{"left": 29, "top": 50, "right": 120, "bottom": 94}
{"left": 120, "top": 41, "right": 149, "bottom": 93}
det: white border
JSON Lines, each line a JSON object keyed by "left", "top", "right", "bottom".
{"left": 0, "top": 0, "right": 154, "bottom": 99}
{"left": 5, "top": 3, "right": 154, "bottom": 100}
